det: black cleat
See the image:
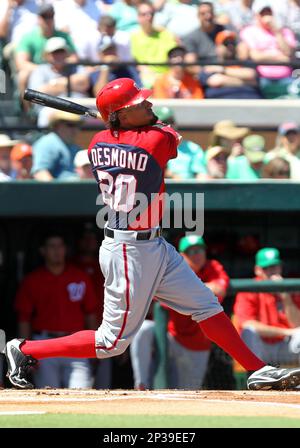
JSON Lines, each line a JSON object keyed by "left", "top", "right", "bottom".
{"left": 247, "top": 365, "right": 300, "bottom": 391}
{"left": 4, "top": 339, "right": 37, "bottom": 389}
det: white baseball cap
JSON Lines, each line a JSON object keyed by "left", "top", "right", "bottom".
{"left": 45, "top": 37, "right": 68, "bottom": 54}
{"left": 0, "top": 134, "right": 20, "bottom": 148}
{"left": 74, "top": 150, "right": 90, "bottom": 168}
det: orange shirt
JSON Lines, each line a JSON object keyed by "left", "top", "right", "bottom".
{"left": 167, "top": 259, "right": 230, "bottom": 351}
{"left": 15, "top": 264, "right": 99, "bottom": 333}
{"left": 153, "top": 72, "right": 204, "bottom": 99}
{"left": 233, "top": 278, "right": 300, "bottom": 344}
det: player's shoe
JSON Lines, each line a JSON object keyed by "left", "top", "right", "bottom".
{"left": 247, "top": 365, "right": 300, "bottom": 390}
{"left": 4, "top": 338, "right": 37, "bottom": 389}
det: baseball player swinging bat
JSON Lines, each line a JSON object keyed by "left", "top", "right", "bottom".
{"left": 23, "top": 89, "right": 101, "bottom": 119}
{"left": 3, "top": 78, "right": 300, "bottom": 393}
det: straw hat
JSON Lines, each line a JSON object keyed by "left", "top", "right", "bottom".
{"left": 213, "top": 120, "right": 249, "bottom": 140}
{"left": 49, "top": 110, "right": 81, "bottom": 126}
{"left": 0, "top": 134, "right": 20, "bottom": 148}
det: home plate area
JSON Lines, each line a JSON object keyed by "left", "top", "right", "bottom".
{"left": 0, "top": 389, "right": 300, "bottom": 418}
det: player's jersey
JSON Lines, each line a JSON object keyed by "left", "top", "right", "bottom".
{"left": 15, "top": 265, "right": 99, "bottom": 333}
{"left": 88, "top": 124, "right": 179, "bottom": 230}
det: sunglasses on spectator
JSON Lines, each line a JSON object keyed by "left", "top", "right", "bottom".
{"left": 138, "top": 11, "right": 154, "bottom": 16}
{"left": 185, "top": 247, "right": 205, "bottom": 256}
{"left": 52, "top": 49, "right": 67, "bottom": 55}
{"left": 223, "top": 39, "right": 236, "bottom": 46}
{"left": 275, "top": 170, "right": 290, "bottom": 176}
{"left": 41, "top": 14, "right": 54, "bottom": 20}
{"left": 213, "top": 154, "right": 228, "bottom": 162}
{"left": 285, "top": 130, "right": 298, "bottom": 136}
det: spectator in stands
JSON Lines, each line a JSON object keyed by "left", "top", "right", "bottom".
{"left": 209, "top": 120, "right": 249, "bottom": 158}
{"left": 152, "top": 46, "right": 204, "bottom": 99}
{"left": 73, "top": 223, "right": 112, "bottom": 389}
{"left": 272, "top": 122, "right": 300, "bottom": 157}
{"left": 256, "top": 1, "right": 300, "bottom": 47}
{"left": 153, "top": 107, "right": 206, "bottom": 180}
{"left": 89, "top": 36, "right": 142, "bottom": 97}
{"left": 27, "top": 36, "right": 88, "bottom": 97}
{"left": 97, "top": 15, "right": 133, "bottom": 62}
{"left": 217, "top": 0, "right": 254, "bottom": 32}
{"left": 130, "top": 1, "right": 177, "bottom": 88}
{"left": 233, "top": 247, "right": 300, "bottom": 367}
{"left": 227, "top": 134, "right": 266, "bottom": 180}
{"left": 199, "top": 30, "right": 262, "bottom": 98}
{"left": 108, "top": 0, "right": 140, "bottom": 33}
{"left": 14, "top": 3, "right": 78, "bottom": 97}
{"left": 201, "top": 145, "right": 230, "bottom": 179}
{"left": 74, "top": 149, "right": 93, "bottom": 179}
{"left": 0, "top": 0, "right": 38, "bottom": 44}
{"left": 197, "top": 1, "right": 226, "bottom": 44}
{"left": 53, "top": 0, "right": 102, "bottom": 62}
{"left": 153, "top": 0, "right": 199, "bottom": 39}
{"left": 10, "top": 142, "right": 33, "bottom": 179}
{"left": 261, "top": 157, "right": 291, "bottom": 179}
{"left": 182, "top": 1, "right": 225, "bottom": 76}
{"left": 130, "top": 235, "right": 229, "bottom": 390}
{"left": 15, "top": 231, "right": 98, "bottom": 388}
{"left": 31, "top": 110, "right": 82, "bottom": 181}
{"left": 265, "top": 121, "right": 300, "bottom": 180}
{"left": 264, "top": 121, "right": 300, "bottom": 180}
{"left": 0, "top": 134, "right": 19, "bottom": 181}
{"left": 240, "top": 3, "right": 297, "bottom": 99}
{"left": 27, "top": 36, "right": 89, "bottom": 127}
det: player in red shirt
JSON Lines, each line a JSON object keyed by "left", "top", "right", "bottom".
{"left": 130, "top": 235, "right": 230, "bottom": 389}
{"left": 168, "top": 235, "right": 229, "bottom": 351}
{"left": 234, "top": 247, "right": 300, "bottom": 367}
{"left": 3, "top": 78, "right": 300, "bottom": 392}
{"left": 15, "top": 231, "right": 99, "bottom": 388}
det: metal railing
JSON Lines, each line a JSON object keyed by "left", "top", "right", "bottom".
{"left": 60, "top": 57, "right": 300, "bottom": 96}
{"left": 228, "top": 278, "right": 300, "bottom": 293}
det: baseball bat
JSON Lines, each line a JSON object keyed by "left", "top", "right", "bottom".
{"left": 23, "top": 89, "right": 101, "bottom": 119}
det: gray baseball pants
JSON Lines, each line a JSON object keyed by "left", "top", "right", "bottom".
{"left": 95, "top": 230, "right": 223, "bottom": 359}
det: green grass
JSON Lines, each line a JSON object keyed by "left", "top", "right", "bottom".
{"left": 0, "top": 414, "right": 300, "bottom": 428}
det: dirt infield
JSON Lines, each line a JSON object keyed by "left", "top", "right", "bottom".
{"left": 1, "top": 389, "right": 300, "bottom": 419}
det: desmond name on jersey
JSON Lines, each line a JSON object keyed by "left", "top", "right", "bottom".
{"left": 90, "top": 145, "right": 149, "bottom": 172}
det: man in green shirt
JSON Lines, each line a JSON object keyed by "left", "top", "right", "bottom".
{"left": 226, "top": 134, "right": 266, "bottom": 180}
{"left": 130, "top": 1, "right": 177, "bottom": 88}
{"left": 14, "top": 3, "right": 78, "bottom": 99}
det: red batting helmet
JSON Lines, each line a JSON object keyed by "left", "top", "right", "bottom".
{"left": 96, "top": 78, "right": 152, "bottom": 122}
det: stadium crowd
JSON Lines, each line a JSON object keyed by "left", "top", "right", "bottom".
{"left": 1, "top": 0, "right": 300, "bottom": 99}
{"left": 0, "top": 0, "right": 300, "bottom": 181}
{"left": 1, "top": 113, "right": 299, "bottom": 180}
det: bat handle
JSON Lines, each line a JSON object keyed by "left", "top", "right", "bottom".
{"left": 85, "top": 110, "right": 102, "bottom": 120}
